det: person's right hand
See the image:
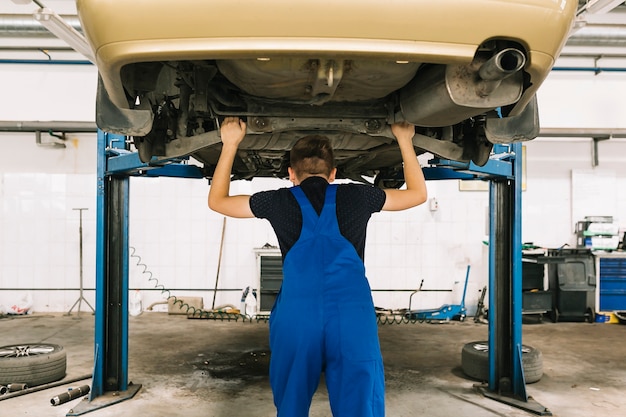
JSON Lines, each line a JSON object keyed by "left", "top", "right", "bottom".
{"left": 220, "top": 117, "right": 247, "bottom": 148}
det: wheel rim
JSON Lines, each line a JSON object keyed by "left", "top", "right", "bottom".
{"left": 0, "top": 344, "right": 55, "bottom": 358}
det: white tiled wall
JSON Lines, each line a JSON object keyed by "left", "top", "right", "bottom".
{"left": 125, "top": 173, "right": 491, "bottom": 314}
{"left": 0, "top": 132, "right": 97, "bottom": 312}
{"left": 2, "top": 63, "right": 626, "bottom": 315}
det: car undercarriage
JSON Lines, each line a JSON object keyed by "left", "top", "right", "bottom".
{"left": 103, "top": 42, "right": 538, "bottom": 185}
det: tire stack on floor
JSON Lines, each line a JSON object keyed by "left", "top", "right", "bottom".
{"left": 0, "top": 344, "right": 66, "bottom": 393}
{"left": 461, "top": 341, "right": 543, "bottom": 384}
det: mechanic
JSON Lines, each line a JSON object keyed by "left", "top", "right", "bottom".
{"left": 208, "top": 117, "right": 427, "bottom": 417}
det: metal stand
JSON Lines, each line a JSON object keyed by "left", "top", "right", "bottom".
{"left": 67, "top": 208, "right": 95, "bottom": 316}
{"left": 428, "top": 143, "right": 550, "bottom": 415}
{"left": 87, "top": 130, "right": 201, "bottom": 413}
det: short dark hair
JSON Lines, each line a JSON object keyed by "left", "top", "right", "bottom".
{"left": 289, "top": 135, "right": 335, "bottom": 178}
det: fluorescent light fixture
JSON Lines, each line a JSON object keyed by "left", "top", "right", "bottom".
{"left": 33, "top": 8, "right": 95, "bottom": 63}
{"left": 579, "top": 0, "right": 624, "bottom": 15}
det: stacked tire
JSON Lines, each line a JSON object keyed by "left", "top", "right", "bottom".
{"left": 0, "top": 344, "right": 66, "bottom": 388}
{"left": 461, "top": 341, "right": 543, "bottom": 384}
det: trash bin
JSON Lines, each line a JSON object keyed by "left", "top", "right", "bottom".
{"left": 547, "top": 248, "right": 596, "bottom": 323}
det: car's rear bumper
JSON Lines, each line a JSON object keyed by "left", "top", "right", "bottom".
{"left": 77, "top": 0, "right": 577, "bottom": 112}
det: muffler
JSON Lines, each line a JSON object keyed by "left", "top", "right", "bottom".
{"left": 399, "top": 48, "right": 526, "bottom": 127}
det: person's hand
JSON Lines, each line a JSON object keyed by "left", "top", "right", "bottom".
{"left": 220, "top": 117, "right": 247, "bottom": 148}
{"left": 208, "top": 116, "right": 254, "bottom": 218}
{"left": 383, "top": 121, "right": 427, "bottom": 211}
{"left": 391, "top": 121, "right": 415, "bottom": 143}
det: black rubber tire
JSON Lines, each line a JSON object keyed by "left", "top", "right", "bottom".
{"left": 0, "top": 343, "right": 66, "bottom": 387}
{"left": 551, "top": 307, "right": 559, "bottom": 323}
{"left": 461, "top": 341, "right": 543, "bottom": 384}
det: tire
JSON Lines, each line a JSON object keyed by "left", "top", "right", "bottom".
{"left": 0, "top": 343, "right": 66, "bottom": 387}
{"left": 551, "top": 307, "right": 559, "bottom": 323}
{"left": 461, "top": 341, "right": 543, "bottom": 384}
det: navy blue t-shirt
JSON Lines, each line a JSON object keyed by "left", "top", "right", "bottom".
{"left": 249, "top": 176, "right": 386, "bottom": 260}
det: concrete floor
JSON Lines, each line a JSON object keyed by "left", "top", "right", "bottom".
{"left": 1, "top": 312, "right": 625, "bottom": 417}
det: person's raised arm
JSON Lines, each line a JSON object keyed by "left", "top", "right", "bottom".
{"left": 382, "top": 122, "right": 428, "bottom": 211}
{"left": 208, "top": 117, "right": 255, "bottom": 218}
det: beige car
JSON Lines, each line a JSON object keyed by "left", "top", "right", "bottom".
{"left": 76, "top": 0, "right": 577, "bottom": 183}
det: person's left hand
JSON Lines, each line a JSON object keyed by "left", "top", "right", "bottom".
{"left": 391, "top": 121, "right": 415, "bottom": 144}
{"left": 220, "top": 117, "right": 247, "bottom": 147}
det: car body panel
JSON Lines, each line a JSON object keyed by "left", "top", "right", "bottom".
{"left": 78, "top": 0, "right": 576, "bottom": 112}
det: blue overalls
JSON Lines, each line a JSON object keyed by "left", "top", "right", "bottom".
{"left": 269, "top": 184, "right": 385, "bottom": 417}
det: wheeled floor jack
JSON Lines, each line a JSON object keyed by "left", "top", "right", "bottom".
{"left": 405, "top": 265, "right": 471, "bottom": 322}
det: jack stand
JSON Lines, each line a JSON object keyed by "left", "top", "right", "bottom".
{"left": 67, "top": 208, "right": 95, "bottom": 316}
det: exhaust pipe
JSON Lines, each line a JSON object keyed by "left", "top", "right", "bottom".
{"left": 479, "top": 48, "right": 526, "bottom": 81}
{"left": 476, "top": 48, "right": 526, "bottom": 97}
{"left": 399, "top": 48, "right": 527, "bottom": 127}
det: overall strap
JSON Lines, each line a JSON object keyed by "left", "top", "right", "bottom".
{"left": 290, "top": 184, "right": 340, "bottom": 238}
{"left": 290, "top": 186, "right": 320, "bottom": 239}
{"left": 317, "top": 184, "right": 341, "bottom": 235}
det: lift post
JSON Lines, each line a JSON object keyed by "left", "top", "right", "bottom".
{"left": 68, "top": 131, "right": 140, "bottom": 416}
{"left": 485, "top": 143, "right": 551, "bottom": 415}
{"left": 430, "top": 143, "right": 551, "bottom": 415}
{"left": 71, "top": 131, "right": 206, "bottom": 416}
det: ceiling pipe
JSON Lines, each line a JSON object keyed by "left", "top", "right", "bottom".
{"left": 577, "top": 0, "right": 625, "bottom": 16}
{"left": 568, "top": 24, "right": 626, "bottom": 46}
{"left": 0, "top": 121, "right": 97, "bottom": 132}
{"left": 552, "top": 65, "right": 626, "bottom": 73}
{"left": 0, "top": 45, "right": 73, "bottom": 51}
{"left": 0, "top": 58, "right": 92, "bottom": 65}
{"left": 0, "top": 14, "right": 82, "bottom": 37}
{"left": 0, "top": 120, "right": 97, "bottom": 150}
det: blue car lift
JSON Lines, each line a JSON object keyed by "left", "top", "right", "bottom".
{"left": 427, "top": 145, "right": 549, "bottom": 415}
{"left": 75, "top": 131, "right": 548, "bottom": 416}
{"left": 67, "top": 131, "right": 204, "bottom": 416}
